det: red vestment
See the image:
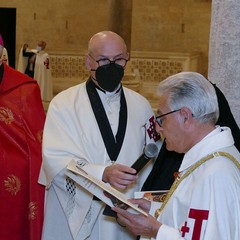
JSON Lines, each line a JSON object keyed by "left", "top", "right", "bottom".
{"left": 0, "top": 64, "right": 45, "bottom": 240}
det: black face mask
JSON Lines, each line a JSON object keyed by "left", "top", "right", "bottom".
{"left": 94, "top": 63, "right": 124, "bottom": 92}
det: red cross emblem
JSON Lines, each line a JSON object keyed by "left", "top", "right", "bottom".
{"left": 146, "top": 116, "right": 160, "bottom": 141}
{"left": 44, "top": 58, "right": 50, "bottom": 69}
{"left": 181, "top": 221, "right": 190, "bottom": 237}
{"left": 180, "top": 208, "right": 209, "bottom": 240}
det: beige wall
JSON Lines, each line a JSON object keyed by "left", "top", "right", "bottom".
{"left": 132, "top": 0, "right": 211, "bottom": 76}
{"left": 0, "top": 0, "right": 211, "bottom": 75}
{"left": 1, "top": 0, "right": 110, "bottom": 56}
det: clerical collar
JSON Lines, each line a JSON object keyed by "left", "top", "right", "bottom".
{"left": 105, "top": 85, "right": 122, "bottom": 97}
{"left": 94, "top": 82, "right": 122, "bottom": 96}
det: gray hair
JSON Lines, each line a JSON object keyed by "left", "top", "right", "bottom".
{"left": 157, "top": 72, "right": 219, "bottom": 124}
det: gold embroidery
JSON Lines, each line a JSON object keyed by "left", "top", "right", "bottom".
{"left": 29, "top": 202, "right": 38, "bottom": 220}
{"left": 0, "top": 107, "right": 14, "bottom": 124}
{"left": 154, "top": 152, "right": 240, "bottom": 219}
{"left": 4, "top": 174, "right": 21, "bottom": 195}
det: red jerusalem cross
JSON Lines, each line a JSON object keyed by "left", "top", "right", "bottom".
{"left": 44, "top": 58, "right": 50, "bottom": 69}
{"left": 147, "top": 116, "right": 160, "bottom": 141}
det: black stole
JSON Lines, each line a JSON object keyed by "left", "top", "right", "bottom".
{"left": 86, "top": 79, "right": 127, "bottom": 162}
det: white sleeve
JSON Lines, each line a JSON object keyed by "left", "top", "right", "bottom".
{"left": 81, "top": 162, "right": 107, "bottom": 180}
{"left": 149, "top": 202, "right": 184, "bottom": 240}
{"left": 154, "top": 224, "right": 184, "bottom": 240}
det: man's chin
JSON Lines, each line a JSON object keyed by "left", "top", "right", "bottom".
{"left": 165, "top": 143, "right": 183, "bottom": 154}
{"left": 165, "top": 141, "right": 171, "bottom": 151}
{"left": 165, "top": 140, "right": 174, "bottom": 152}
{"left": 166, "top": 145, "right": 173, "bottom": 151}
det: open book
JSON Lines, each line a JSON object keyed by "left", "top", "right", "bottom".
{"left": 66, "top": 160, "right": 148, "bottom": 216}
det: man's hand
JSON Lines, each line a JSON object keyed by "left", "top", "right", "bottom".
{"left": 112, "top": 206, "right": 161, "bottom": 238}
{"left": 128, "top": 198, "right": 151, "bottom": 213}
{"left": 102, "top": 164, "right": 137, "bottom": 189}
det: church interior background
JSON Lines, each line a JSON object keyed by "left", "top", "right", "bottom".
{"left": 0, "top": 0, "right": 212, "bottom": 112}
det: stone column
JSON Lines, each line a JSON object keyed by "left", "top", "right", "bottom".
{"left": 208, "top": 0, "right": 240, "bottom": 127}
{"left": 108, "top": 0, "right": 133, "bottom": 51}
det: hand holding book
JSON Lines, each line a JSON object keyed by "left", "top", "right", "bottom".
{"left": 66, "top": 160, "right": 148, "bottom": 216}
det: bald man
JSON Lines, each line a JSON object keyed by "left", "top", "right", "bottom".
{"left": 39, "top": 31, "right": 160, "bottom": 240}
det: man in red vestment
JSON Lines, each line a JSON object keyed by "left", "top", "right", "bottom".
{"left": 0, "top": 35, "right": 45, "bottom": 240}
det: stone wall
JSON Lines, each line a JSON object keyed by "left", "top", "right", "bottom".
{"left": 0, "top": 0, "right": 211, "bottom": 76}
{"left": 132, "top": 0, "right": 211, "bottom": 76}
{"left": 48, "top": 51, "right": 201, "bottom": 111}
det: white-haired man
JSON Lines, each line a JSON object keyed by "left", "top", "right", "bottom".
{"left": 113, "top": 72, "right": 240, "bottom": 240}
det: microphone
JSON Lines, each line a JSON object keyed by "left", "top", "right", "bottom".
{"left": 131, "top": 143, "right": 159, "bottom": 174}
{"left": 102, "top": 143, "right": 159, "bottom": 217}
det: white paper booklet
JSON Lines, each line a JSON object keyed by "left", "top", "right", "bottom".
{"left": 66, "top": 160, "right": 148, "bottom": 216}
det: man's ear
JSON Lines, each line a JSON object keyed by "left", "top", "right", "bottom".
{"left": 85, "top": 54, "right": 91, "bottom": 70}
{"left": 180, "top": 107, "right": 193, "bottom": 123}
{"left": 126, "top": 52, "right": 130, "bottom": 61}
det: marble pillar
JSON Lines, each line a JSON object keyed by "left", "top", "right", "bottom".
{"left": 108, "top": 0, "right": 133, "bottom": 51}
{"left": 208, "top": 0, "right": 240, "bottom": 127}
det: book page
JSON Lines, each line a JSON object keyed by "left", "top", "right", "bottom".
{"left": 66, "top": 160, "right": 148, "bottom": 216}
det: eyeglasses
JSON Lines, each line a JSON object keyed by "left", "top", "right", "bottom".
{"left": 155, "top": 109, "right": 181, "bottom": 127}
{"left": 89, "top": 55, "right": 128, "bottom": 67}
